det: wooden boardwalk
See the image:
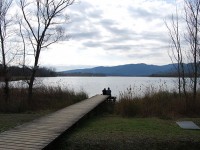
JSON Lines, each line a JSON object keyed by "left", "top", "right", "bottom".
{"left": 0, "top": 95, "right": 108, "bottom": 150}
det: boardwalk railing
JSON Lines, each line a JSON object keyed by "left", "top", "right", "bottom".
{"left": 0, "top": 95, "right": 109, "bottom": 150}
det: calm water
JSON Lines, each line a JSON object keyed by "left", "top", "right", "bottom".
{"left": 34, "top": 77, "right": 178, "bottom": 98}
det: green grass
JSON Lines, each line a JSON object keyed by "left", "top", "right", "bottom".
{"left": 50, "top": 115, "right": 200, "bottom": 150}
{"left": 0, "top": 112, "right": 48, "bottom": 133}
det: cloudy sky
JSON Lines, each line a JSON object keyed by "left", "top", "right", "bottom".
{"left": 39, "top": 0, "right": 179, "bottom": 71}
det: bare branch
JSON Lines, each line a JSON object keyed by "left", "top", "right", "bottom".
{"left": 18, "top": 0, "right": 74, "bottom": 98}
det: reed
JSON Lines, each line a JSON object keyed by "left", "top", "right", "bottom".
{"left": 0, "top": 86, "right": 88, "bottom": 113}
{"left": 115, "top": 86, "right": 200, "bottom": 118}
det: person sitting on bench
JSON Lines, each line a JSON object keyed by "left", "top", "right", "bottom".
{"left": 102, "top": 87, "right": 116, "bottom": 102}
{"left": 102, "top": 88, "right": 107, "bottom": 95}
{"left": 106, "top": 87, "right": 111, "bottom": 98}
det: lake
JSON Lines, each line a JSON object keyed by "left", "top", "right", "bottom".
{"left": 32, "top": 77, "right": 178, "bottom": 98}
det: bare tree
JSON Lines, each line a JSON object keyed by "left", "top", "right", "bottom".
{"left": 167, "top": 0, "right": 200, "bottom": 108}
{"left": 0, "top": 0, "right": 13, "bottom": 101}
{"left": 18, "top": 0, "right": 74, "bottom": 99}
{"left": 166, "top": 6, "right": 187, "bottom": 99}
{"left": 184, "top": 0, "right": 200, "bottom": 101}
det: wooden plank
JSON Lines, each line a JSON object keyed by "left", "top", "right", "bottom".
{"left": 0, "top": 95, "right": 108, "bottom": 150}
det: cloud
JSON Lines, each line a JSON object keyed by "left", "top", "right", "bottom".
{"left": 128, "top": 7, "right": 161, "bottom": 22}
{"left": 104, "top": 44, "right": 134, "bottom": 51}
{"left": 103, "top": 25, "right": 133, "bottom": 36}
{"left": 127, "top": 51, "right": 164, "bottom": 59}
{"left": 69, "top": 31, "right": 101, "bottom": 40}
{"left": 83, "top": 41, "right": 102, "bottom": 48}
{"left": 44, "top": 0, "right": 177, "bottom": 67}
{"left": 100, "top": 19, "right": 116, "bottom": 26}
{"left": 141, "top": 31, "right": 170, "bottom": 43}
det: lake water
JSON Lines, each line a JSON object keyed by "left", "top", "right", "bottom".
{"left": 32, "top": 77, "right": 178, "bottom": 98}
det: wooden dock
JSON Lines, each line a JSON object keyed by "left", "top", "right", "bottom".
{"left": 0, "top": 95, "right": 108, "bottom": 150}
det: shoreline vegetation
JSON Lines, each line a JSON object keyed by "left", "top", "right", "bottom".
{"left": 0, "top": 86, "right": 88, "bottom": 113}
{"left": 115, "top": 88, "right": 200, "bottom": 118}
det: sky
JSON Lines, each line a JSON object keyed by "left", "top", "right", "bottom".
{"left": 38, "top": 0, "right": 180, "bottom": 71}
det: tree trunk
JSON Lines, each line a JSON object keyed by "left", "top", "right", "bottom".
{"left": 0, "top": 26, "right": 9, "bottom": 102}
{"left": 193, "top": 63, "right": 197, "bottom": 101}
{"left": 192, "top": 13, "right": 198, "bottom": 103}
{"left": 28, "top": 69, "right": 35, "bottom": 100}
{"left": 28, "top": 46, "right": 40, "bottom": 100}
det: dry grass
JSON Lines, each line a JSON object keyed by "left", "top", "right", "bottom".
{"left": 0, "top": 86, "right": 88, "bottom": 113}
{"left": 115, "top": 87, "right": 200, "bottom": 118}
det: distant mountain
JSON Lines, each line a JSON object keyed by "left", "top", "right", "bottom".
{"left": 60, "top": 63, "right": 176, "bottom": 76}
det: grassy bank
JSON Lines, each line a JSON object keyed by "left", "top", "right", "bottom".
{"left": 48, "top": 115, "right": 200, "bottom": 150}
{"left": 0, "top": 86, "right": 88, "bottom": 113}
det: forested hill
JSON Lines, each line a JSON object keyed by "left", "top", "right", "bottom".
{"left": 60, "top": 63, "right": 175, "bottom": 76}
{"left": 0, "top": 65, "right": 56, "bottom": 77}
